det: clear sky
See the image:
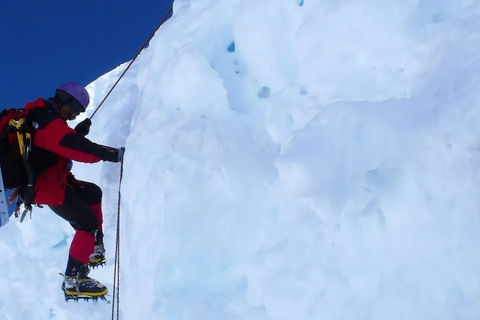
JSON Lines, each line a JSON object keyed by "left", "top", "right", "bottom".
{"left": 0, "top": 0, "right": 173, "bottom": 108}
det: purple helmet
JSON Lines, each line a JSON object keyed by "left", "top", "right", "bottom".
{"left": 56, "top": 82, "right": 90, "bottom": 112}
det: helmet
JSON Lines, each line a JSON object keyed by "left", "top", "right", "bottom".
{"left": 56, "top": 82, "right": 90, "bottom": 112}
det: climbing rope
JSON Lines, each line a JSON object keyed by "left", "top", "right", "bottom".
{"left": 103, "top": 6, "right": 173, "bottom": 320}
{"left": 111, "top": 159, "right": 124, "bottom": 320}
{"left": 91, "top": 5, "right": 173, "bottom": 120}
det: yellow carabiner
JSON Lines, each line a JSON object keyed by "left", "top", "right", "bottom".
{"left": 8, "top": 118, "right": 25, "bottom": 130}
{"left": 9, "top": 118, "right": 28, "bottom": 156}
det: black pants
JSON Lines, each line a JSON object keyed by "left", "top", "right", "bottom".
{"left": 49, "top": 180, "right": 104, "bottom": 265}
{"left": 49, "top": 180, "right": 102, "bottom": 232}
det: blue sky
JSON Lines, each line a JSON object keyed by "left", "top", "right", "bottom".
{"left": 0, "top": 0, "right": 173, "bottom": 108}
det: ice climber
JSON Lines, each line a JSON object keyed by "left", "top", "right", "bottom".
{"left": 22, "top": 82, "right": 125, "bottom": 300}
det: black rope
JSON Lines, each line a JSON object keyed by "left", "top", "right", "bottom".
{"left": 111, "top": 159, "right": 124, "bottom": 320}
{"left": 89, "top": 6, "right": 174, "bottom": 319}
{"left": 91, "top": 5, "right": 173, "bottom": 120}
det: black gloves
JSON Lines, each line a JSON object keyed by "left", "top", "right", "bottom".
{"left": 75, "top": 118, "right": 92, "bottom": 136}
{"left": 75, "top": 119, "right": 125, "bottom": 163}
{"left": 103, "top": 146, "right": 126, "bottom": 163}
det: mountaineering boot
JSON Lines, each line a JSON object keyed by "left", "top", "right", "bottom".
{"left": 62, "top": 255, "right": 108, "bottom": 301}
{"left": 89, "top": 243, "right": 106, "bottom": 268}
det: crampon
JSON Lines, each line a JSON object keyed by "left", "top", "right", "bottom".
{"left": 60, "top": 273, "right": 109, "bottom": 302}
{"left": 64, "top": 293, "right": 110, "bottom": 302}
{"left": 89, "top": 245, "right": 106, "bottom": 269}
{"left": 89, "top": 258, "right": 106, "bottom": 269}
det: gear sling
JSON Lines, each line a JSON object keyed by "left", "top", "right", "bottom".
{"left": 0, "top": 108, "right": 37, "bottom": 223}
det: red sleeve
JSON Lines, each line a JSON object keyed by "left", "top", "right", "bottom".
{"left": 33, "top": 118, "right": 104, "bottom": 163}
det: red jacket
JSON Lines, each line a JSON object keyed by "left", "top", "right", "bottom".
{"left": 25, "top": 98, "right": 110, "bottom": 205}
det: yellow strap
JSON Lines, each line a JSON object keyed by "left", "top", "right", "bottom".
{"left": 16, "top": 132, "right": 25, "bottom": 156}
{"left": 9, "top": 118, "right": 31, "bottom": 157}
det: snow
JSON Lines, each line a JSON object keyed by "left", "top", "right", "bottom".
{"left": 2, "top": 0, "right": 480, "bottom": 319}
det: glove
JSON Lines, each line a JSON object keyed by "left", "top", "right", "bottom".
{"left": 74, "top": 118, "right": 92, "bottom": 136}
{"left": 103, "top": 147, "right": 125, "bottom": 163}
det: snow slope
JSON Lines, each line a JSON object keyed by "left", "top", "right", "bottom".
{"left": 2, "top": 0, "right": 480, "bottom": 319}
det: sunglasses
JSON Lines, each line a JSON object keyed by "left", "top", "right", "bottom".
{"left": 55, "top": 90, "right": 85, "bottom": 118}
{"left": 68, "top": 106, "right": 80, "bottom": 119}
{"left": 63, "top": 98, "right": 84, "bottom": 120}
{"left": 67, "top": 98, "right": 84, "bottom": 117}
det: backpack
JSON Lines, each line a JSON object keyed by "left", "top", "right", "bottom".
{"left": 0, "top": 108, "right": 36, "bottom": 223}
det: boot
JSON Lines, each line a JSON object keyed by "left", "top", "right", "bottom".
{"left": 89, "top": 230, "right": 106, "bottom": 268}
{"left": 89, "top": 243, "right": 106, "bottom": 268}
{"left": 62, "top": 255, "right": 108, "bottom": 300}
